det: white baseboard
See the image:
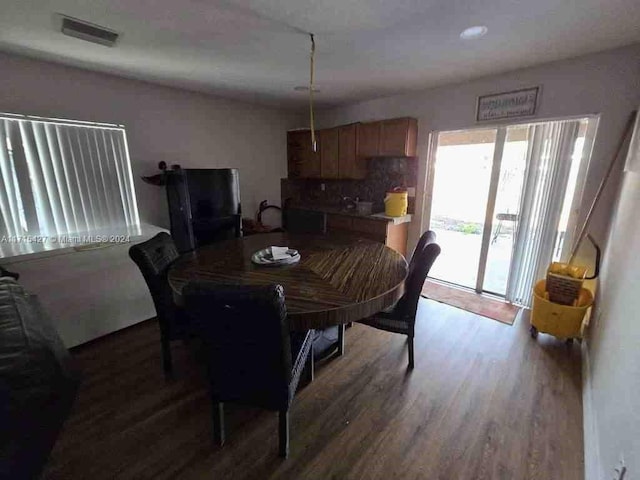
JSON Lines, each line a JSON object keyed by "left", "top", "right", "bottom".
{"left": 582, "top": 339, "right": 602, "bottom": 480}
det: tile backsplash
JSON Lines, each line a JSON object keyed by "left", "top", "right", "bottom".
{"left": 281, "top": 157, "right": 418, "bottom": 213}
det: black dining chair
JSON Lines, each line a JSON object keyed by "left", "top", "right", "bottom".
{"left": 129, "top": 232, "right": 188, "bottom": 375}
{"left": 358, "top": 231, "right": 441, "bottom": 369}
{"left": 408, "top": 230, "right": 436, "bottom": 272}
{"left": 182, "top": 282, "right": 314, "bottom": 458}
{"left": 0, "top": 265, "right": 19, "bottom": 280}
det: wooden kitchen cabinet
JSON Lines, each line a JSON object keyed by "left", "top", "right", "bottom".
{"left": 326, "top": 214, "right": 409, "bottom": 256}
{"left": 287, "top": 130, "right": 320, "bottom": 178}
{"left": 320, "top": 128, "right": 340, "bottom": 178}
{"left": 356, "top": 122, "right": 381, "bottom": 158}
{"left": 286, "top": 130, "right": 303, "bottom": 177}
{"left": 379, "top": 117, "right": 418, "bottom": 156}
{"left": 385, "top": 222, "right": 409, "bottom": 256}
{"left": 338, "top": 124, "right": 366, "bottom": 179}
{"left": 326, "top": 214, "right": 353, "bottom": 231}
{"left": 350, "top": 217, "right": 388, "bottom": 240}
{"left": 356, "top": 118, "right": 417, "bottom": 157}
{"left": 286, "top": 116, "right": 417, "bottom": 179}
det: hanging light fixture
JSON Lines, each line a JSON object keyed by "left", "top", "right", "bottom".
{"left": 309, "top": 33, "right": 317, "bottom": 152}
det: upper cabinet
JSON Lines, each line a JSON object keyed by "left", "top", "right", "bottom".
{"left": 356, "top": 122, "right": 381, "bottom": 158}
{"left": 380, "top": 118, "right": 418, "bottom": 157}
{"left": 339, "top": 124, "right": 365, "bottom": 179}
{"left": 287, "top": 116, "right": 417, "bottom": 179}
{"left": 320, "top": 128, "right": 340, "bottom": 179}
{"left": 287, "top": 130, "right": 320, "bottom": 178}
{"left": 357, "top": 117, "right": 418, "bottom": 158}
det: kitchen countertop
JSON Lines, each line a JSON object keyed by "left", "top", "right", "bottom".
{"left": 288, "top": 203, "right": 412, "bottom": 225}
{"left": 369, "top": 212, "right": 413, "bottom": 225}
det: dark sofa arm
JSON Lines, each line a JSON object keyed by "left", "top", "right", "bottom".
{"left": 0, "top": 278, "right": 80, "bottom": 480}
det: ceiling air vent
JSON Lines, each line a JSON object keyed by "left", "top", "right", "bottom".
{"left": 60, "top": 16, "right": 119, "bottom": 47}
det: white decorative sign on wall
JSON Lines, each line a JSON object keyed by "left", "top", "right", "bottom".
{"left": 476, "top": 86, "right": 540, "bottom": 122}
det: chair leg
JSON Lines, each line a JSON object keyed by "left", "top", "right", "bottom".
{"left": 337, "top": 324, "right": 345, "bottom": 356}
{"left": 212, "top": 401, "right": 225, "bottom": 446}
{"left": 408, "top": 335, "right": 415, "bottom": 370}
{"left": 279, "top": 409, "right": 290, "bottom": 458}
{"left": 160, "top": 335, "right": 173, "bottom": 375}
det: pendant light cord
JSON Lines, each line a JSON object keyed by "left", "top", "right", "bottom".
{"left": 309, "top": 33, "right": 317, "bottom": 152}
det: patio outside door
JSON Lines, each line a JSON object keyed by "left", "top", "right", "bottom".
{"left": 426, "top": 118, "right": 596, "bottom": 305}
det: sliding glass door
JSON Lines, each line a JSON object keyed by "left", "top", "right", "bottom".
{"left": 481, "top": 126, "right": 529, "bottom": 295}
{"left": 427, "top": 129, "right": 497, "bottom": 289}
{"left": 427, "top": 117, "right": 596, "bottom": 305}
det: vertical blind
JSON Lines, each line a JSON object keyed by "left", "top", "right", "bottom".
{"left": 506, "top": 119, "right": 581, "bottom": 306}
{"left": 0, "top": 115, "right": 139, "bottom": 237}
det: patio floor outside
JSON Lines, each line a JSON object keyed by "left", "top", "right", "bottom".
{"left": 428, "top": 227, "right": 514, "bottom": 296}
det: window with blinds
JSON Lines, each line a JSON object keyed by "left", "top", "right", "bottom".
{"left": 0, "top": 114, "right": 139, "bottom": 238}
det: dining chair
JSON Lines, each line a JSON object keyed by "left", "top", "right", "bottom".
{"left": 0, "top": 265, "right": 19, "bottom": 280}
{"left": 358, "top": 230, "right": 441, "bottom": 369}
{"left": 129, "top": 232, "right": 188, "bottom": 375}
{"left": 182, "top": 282, "right": 314, "bottom": 458}
{"left": 408, "top": 230, "right": 436, "bottom": 272}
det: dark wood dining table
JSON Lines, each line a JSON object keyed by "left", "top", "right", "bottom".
{"left": 167, "top": 232, "right": 408, "bottom": 331}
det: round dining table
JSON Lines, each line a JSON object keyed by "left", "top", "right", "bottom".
{"left": 167, "top": 232, "right": 408, "bottom": 331}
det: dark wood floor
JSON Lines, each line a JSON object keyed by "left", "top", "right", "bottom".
{"left": 45, "top": 300, "right": 583, "bottom": 480}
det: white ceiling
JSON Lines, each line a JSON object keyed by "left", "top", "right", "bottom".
{"left": 1, "top": 0, "right": 639, "bottom": 108}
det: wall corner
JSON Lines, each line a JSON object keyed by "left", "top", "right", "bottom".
{"left": 582, "top": 338, "right": 602, "bottom": 480}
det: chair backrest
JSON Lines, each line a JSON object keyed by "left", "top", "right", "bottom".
{"left": 128, "top": 232, "right": 180, "bottom": 329}
{"left": 408, "top": 230, "right": 437, "bottom": 272}
{"left": 395, "top": 240, "right": 441, "bottom": 325}
{"left": 0, "top": 265, "right": 19, "bottom": 280}
{"left": 182, "top": 282, "right": 293, "bottom": 411}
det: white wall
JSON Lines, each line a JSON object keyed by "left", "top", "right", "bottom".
{"left": 0, "top": 51, "right": 299, "bottom": 346}
{"left": 583, "top": 168, "right": 640, "bottom": 479}
{"left": 0, "top": 51, "right": 300, "bottom": 227}
{"left": 3, "top": 230, "right": 164, "bottom": 348}
{"left": 317, "top": 44, "right": 640, "bottom": 258}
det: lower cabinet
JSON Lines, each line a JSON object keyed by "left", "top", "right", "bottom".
{"left": 326, "top": 214, "right": 408, "bottom": 257}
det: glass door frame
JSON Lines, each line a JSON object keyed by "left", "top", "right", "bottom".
{"left": 475, "top": 127, "right": 506, "bottom": 294}
{"left": 423, "top": 114, "right": 599, "bottom": 297}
